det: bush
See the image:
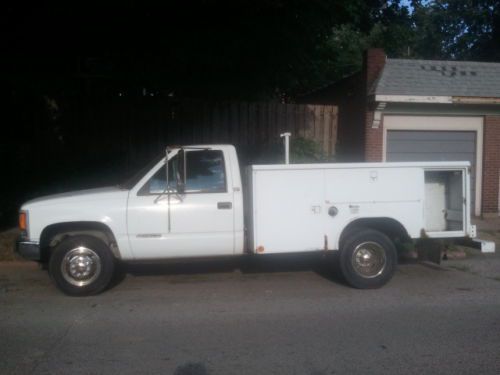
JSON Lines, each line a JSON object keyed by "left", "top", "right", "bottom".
{"left": 290, "top": 137, "right": 331, "bottom": 163}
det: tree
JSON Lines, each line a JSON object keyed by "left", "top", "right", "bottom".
{"left": 301, "top": 0, "right": 500, "bottom": 95}
{"left": 412, "top": 0, "right": 500, "bottom": 61}
{"left": 411, "top": 0, "right": 449, "bottom": 59}
{"left": 438, "top": 0, "right": 500, "bottom": 61}
{"left": 294, "top": 0, "right": 415, "bottom": 93}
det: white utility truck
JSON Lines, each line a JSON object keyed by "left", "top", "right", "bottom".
{"left": 17, "top": 144, "right": 476, "bottom": 295}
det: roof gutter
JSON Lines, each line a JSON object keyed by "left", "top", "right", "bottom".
{"left": 374, "top": 95, "right": 452, "bottom": 104}
{"left": 374, "top": 94, "right": 500, "bottom": 105}
{"left": 452, "top": 97, "right": 500, "bottom": 105}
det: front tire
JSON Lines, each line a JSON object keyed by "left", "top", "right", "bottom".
{"left": 49, "top": 235, "right": 115, "bottom": 296}
{"left": 340, "top": 229, "right": 397, "bottom": 289}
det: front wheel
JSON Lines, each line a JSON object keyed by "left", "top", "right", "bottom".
{"left": 49, "top": 235, "right": 115, "bottom": 296}
{"left": 339, "top": 229, "right": 397, "bottom": 289}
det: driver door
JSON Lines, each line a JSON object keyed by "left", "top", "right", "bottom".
{"left": 127, "top": 149, "right": 235, "bottom": 259}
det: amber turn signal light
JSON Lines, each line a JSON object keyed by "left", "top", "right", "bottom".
{"left": 19, "top": 212, "right": 27, "bottom": 231}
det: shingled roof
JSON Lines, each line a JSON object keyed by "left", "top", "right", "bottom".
{"left": 372, "top": 58, "right": 500, "bottom": 98}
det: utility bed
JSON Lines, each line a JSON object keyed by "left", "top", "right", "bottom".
{"left": 246, "top": 162, "right": 474, "bottom": 254}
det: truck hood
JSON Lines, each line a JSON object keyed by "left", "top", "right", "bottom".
{"left": 21, "top": 187, "right": 129, "bottom": 209}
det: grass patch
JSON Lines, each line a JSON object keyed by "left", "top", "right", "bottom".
{"left": 460, "top": 246, "right": 482, "bottom": 257}
{"left": 0, "top": 229, "right": 19, "bottom": 261}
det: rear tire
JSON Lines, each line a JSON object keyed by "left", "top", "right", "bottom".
{"left": 340, "top": 229, "right": 397, "bottom": 289}
{"left": 49, "top": 235, "right": 115, "bottom": 296}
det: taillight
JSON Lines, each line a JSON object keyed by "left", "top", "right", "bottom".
{"left": 19, "top": 211, "right": 27, "bottom": 231}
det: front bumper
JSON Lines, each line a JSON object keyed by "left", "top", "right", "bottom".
{"left": 16, "top": 239, "right": 41, "bottom": 261}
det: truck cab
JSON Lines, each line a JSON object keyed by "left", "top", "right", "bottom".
{"left": 126, "top": 145, "right": 244, "bottom": 259}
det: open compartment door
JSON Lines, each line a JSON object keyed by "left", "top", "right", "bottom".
{"left": 424, "top": 170, "right": 466, "bottom": 235}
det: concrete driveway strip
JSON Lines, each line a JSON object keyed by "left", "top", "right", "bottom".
{"left": 1, "top": 261, "right": 499, "bottom": 375}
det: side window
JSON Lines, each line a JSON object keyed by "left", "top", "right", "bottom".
{"left": 185, "top": 150, "right": 226, "bottom": 193}
{"left": 138, "top": 150, "right": 226, "bottom": 195}
{"left": 138, "top": 155, "right": 178, "bottom": 195}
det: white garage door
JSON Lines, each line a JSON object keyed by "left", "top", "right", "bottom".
{"left": 384, "top": 115, "right": 483, "bottom": 216}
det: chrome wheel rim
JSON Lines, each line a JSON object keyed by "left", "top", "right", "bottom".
{"left": 61, "top": 247, "right": 102, "bottom": 287}
{"left": 351, "top": 241, "right": 386, "bottom": 278}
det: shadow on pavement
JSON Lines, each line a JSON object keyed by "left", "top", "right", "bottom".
{"left": 107, "top": 253, "right": 349, "bottom": 291}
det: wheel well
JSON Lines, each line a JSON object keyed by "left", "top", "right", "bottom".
{"left": 39, "top": 222, "right": 120, "bottom": 262}
{"left": 339, "top": 218, "right": 410, "bottom": 250}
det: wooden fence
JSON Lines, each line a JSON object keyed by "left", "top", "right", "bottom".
{"left": 23, "top": 97, "right": 338, "bottom": 172}
{"left": 169, "top": 100, "right": 337, "bottom": 153}
{"left": 106, "top": 99, "right": 338, "bottom": 165}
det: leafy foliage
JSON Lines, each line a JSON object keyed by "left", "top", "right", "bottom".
{"left": 290, "top": 137, "right": 330, "bottom": 163}
{"left": 301, "top": 0, "right": 500, "bottom": 94}
{"left": 420, "top": 0, "right": 500, "bottom": 61}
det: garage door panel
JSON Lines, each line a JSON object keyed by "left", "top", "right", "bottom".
{"left": 388, "top": 141, "right": 476, "bottom": 154}
{"left": 388, "top": 131, "right": 476, "bottom": 142}
{"left": 387, "top": 152, "right": 476, "bottom": 161}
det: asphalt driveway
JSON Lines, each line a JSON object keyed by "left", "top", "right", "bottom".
{"left": 1, "top": 258, "right": 499, "bottom": 375}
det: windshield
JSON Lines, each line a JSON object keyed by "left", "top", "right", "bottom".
{"left": 118, "top": 154, "right": 165, "bottom": 190}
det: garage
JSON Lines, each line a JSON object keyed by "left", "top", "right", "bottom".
{"left": 383, "top": 115, "right": 483, "bottom": 216}
{"left": 300, "top": 52, "right": 500, "bottom": 216}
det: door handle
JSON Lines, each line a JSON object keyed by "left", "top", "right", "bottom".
{"left": 217, "top": 202, "right": 232, "bottom": 209}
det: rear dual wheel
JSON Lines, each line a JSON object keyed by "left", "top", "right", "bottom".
{"left": 49, "top": 235, "right": 115, "bottom": 296}
{"left": 339, "top": 229, "right": 397, "bottom": 289}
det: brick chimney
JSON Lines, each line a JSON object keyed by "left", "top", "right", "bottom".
{"left": 363, "top": 48, "right": 386, "bottom": 93}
